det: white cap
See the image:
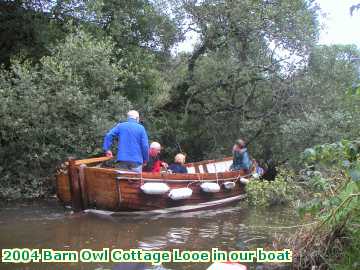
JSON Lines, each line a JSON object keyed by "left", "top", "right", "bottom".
{"left": 150, "top": 141, "right": 161, "bottom": 150}
{"left": 127, "top": 110, "right": 139, "bottom": 121}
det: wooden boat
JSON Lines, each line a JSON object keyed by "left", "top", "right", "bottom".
{"left": 56, "top": 156, "right": 253, "bottom": 215}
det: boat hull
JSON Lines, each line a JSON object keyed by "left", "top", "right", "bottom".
{"left": 85, "top": 193, "right": 246, "bottom": 216}
{"left": 56, "top": 157, "right": 249, "bottom": 213}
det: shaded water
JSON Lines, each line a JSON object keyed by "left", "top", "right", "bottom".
{"left": 0, "top": 200, "right": 300, "bottom": 270}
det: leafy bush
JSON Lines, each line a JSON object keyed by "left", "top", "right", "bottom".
{"left": 302, "top": 139, "right": 360, "bottom": 167}
{"left": 299, "top": 139, "right": 360, "bottom": 219}
{"left": 290, "top": 140, "right": 360, "bottom": 269}
{"left": 245, "top": 168, "right": 299, "bottom": 206}
{"left": 0, "top": 30, "right": 131, "bottom": 200}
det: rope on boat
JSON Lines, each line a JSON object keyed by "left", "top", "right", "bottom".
{"left": 196, "top": 172, "right": 202, "bottom": 182}
{"left": 234, "top": 173, "right": 243, "bottom": 183}
{"left": 214, "top": 163, "right": 219, "bottom": 184}
{"left": 187, "top": 181, "right": 198, "bottom": 188}
{"left": 116, "top": 172, "right": 254, "bottom": 183}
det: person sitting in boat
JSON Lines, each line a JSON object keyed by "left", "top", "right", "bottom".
{"left": 168, "top": 153, "right": 188, "bottom": 173}
{"left": 143, "top": 142, "right": 168, "bottom": 173}
{"left": 229, "top": 139, "right": 252, "bottom": 172}
{"left": 252, "top": 159, "right": 265, "bottom": 178}
{"left": 103, "top": 110, "right": 149, "bottom": 172}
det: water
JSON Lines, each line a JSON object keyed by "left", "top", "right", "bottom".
{"left": 0, "top": 200, "right": 300, "bottom": 270}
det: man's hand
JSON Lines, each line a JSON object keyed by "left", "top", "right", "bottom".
{"left": 161, "top": 162, "right": 168, "bottom": 169}
{"left": 105, "top": 150, "right": 113, "bottom": 158}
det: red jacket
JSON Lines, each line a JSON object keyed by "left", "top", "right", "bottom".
{"left": 143, "top": 149, "right": 163, "bottom": 173}
{"left": 151, "top": 159, "right": 162, "bottom": 173}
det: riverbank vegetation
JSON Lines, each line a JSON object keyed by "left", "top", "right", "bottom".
{"left": 289, "top": 140, "right": 360, "bottom": 270}
{"left": 246, "top": 168, "right": 301, "bottom": 207}
{"left": 246, "top": 140, "right": 360, "bottom": 269}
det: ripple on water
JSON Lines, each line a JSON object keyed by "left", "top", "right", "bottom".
{"left": 0, "top": 201, "right": 301, "bottom": 270}
{"left": 138, "top": 236, "right": 168, "bottom": 250}
{"left": 198, "top": 223, "right": 220, "bottom": 239}
{"left": 166, "top": 227, "right": 192, "bottom": 244}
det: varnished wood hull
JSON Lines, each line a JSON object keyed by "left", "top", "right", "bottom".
{"left": 56, "top": 157, "right": 249, "bottom": 213}
{"left": 86, "top": 194, "right": 247, "bottom": 217}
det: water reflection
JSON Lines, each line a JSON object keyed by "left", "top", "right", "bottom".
{"left": 167, "top": 227, "right": 192, "bottom": 244}
{"left": 0, "top": 200, "right": 300, "bottom": 270}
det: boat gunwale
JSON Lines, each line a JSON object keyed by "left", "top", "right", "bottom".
{"left": 81, "top": 166, "right": 248, "bottom": 182}
{"left": 68, "top": 156, "right": 234, "bottom": 167}
{"left": 184, "top": 156, "right": 233, "bottom": 167}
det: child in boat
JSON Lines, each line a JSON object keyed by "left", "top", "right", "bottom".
{"left": 230, "top": 139, "right": 252, "bottom": 172}
{"left": 168, "top": 153, "right": 188, "bottom": 173}
{"left": 143, "top": 142, "right": 168, "bottom": 173}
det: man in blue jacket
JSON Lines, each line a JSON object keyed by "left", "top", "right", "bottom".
{"left": 103, "top": 110, "right": 149, "bottom": 172}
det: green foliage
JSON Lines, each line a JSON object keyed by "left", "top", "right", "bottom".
{"left": 278, "top": 45, "right": 360, "bottom": 165}
{"left": 295, "top": 140, "right": 360, "bottom": 269}
{"left": 151, "top": 0, "right": 324, "bottom": 161}
{"left": 0, "top": 30, "right": 131, "bottom": 199}
{"left": 0, "top": 1, "right": 67, "bottom": 66}
{"left": 302, "top": 139, "right": 360, "bottom": 167}
{"left": 245, "top": 169, "right": 299, "bottom": 207}
{"left": 305, "top": 173, "right": 332, "bottom": 193}
{"left": 153, "top": 3, "right": 360, "bottom": 166}
{"left": 85, "top": 0, "right": 179, "bottom": 106}
{"left": 333, "top": 228, "right": 360, "bottom": 270}
{"left": 299, "top": 139, "right": 360, "bottom": 218}
{"left": 0, "top": 0, "right": 180, "bottom": 199}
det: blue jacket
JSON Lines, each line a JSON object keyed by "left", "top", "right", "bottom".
{"left": 103, "top": 118, "right": 149, "bottom": 164}
{"left": 169, "top": 163, "right": 188, "bottom": 174}
{"left": 230, "top": 148, "right": 252, "bottom": 171}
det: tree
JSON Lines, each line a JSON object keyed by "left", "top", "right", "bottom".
{"left": 153, "top": 0, "right": 320, "bottom": 161}
{"left": 0, "top": 30, "right": 131, "bottom": 199}
{"left": 278, "top": 45, "right": 360, "bottom": 163}
{"left": 0, "top": 0, "right": 66, "bottom": 66}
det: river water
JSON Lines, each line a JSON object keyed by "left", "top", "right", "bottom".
{"left": 0, "top": 200, "right": 300, "bottom": 270}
